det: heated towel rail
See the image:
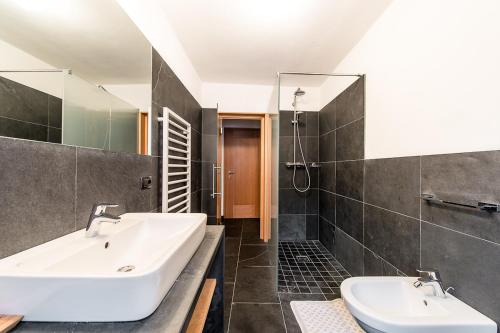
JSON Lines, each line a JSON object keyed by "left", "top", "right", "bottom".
{"left": 160, "top": 108, "right": 191, "bottom": 213}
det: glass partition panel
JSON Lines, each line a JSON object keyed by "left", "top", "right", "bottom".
{"left": 110, "top": 96, "right": 139, "bottom": 154}
{"left": 63, "top": 73, "right": 111, "bottom": 150}
{"left": 270, "top": 80, "right": 280, "bottom": 291}
{"left": 63, "top": 73, "right": 139, "bottom": 153}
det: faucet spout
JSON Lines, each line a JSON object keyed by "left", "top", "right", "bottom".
{"left": 85, "top": 203, "right": 121, "bottom": 238}
{"left": 414, "top": 268, "right": 447, "bottom": 297}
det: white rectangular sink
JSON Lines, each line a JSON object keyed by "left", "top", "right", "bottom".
{"left": 0, "top": 213, "right": 207, "bottom": 322}
{"left": 341, "top": 276, "right": 497, "bottom": 333}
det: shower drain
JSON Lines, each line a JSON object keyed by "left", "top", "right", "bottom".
{"left": 296, "top": 255, "right": 311, "bottom": 263}
{"left": 117, "top": 265, "right": 135, "bottom": 272}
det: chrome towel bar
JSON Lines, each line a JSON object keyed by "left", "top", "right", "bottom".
{"left": 420, "top": 193, "right": 500, "bottom": 213}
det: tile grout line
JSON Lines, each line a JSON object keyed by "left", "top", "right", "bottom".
{"left": 420, "top": 219, "right": 500, "bottom": 247}
{"left": 363, "top": 202, "right": 419, "bottom": 221}
{"left": 0, "top": 114, "right": 63, "bottom": 129}
{"left": 232, "top": 302, "right": 281, "bottom": 305}
{"left": 319, "top": 116, "right": 365, "bottom": 137}
{"left": 363, "top": 246, "right": 401, "bottom": 274}
{"left": 277, "top": 290, "right": 288, "bottom": 333}
{"left": 226, "top": 222, "right": 243, "bottom": 333}
{"left": 355, "top": 196, "right": 500, "bottom": 248}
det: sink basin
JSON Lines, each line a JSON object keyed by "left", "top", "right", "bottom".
{"left": 341, "top": 276, "right": 497, "bottom": 333}
{"left": 0, "top": 213, "right": 207, "bottom": 322}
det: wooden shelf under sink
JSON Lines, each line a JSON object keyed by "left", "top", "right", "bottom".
{"left": 186, "top": 279, "right": 217, "bottom": 333}
{"left": 0, "top": 315, "right": 23, "bottom": 333}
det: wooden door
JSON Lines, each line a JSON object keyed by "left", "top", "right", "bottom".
{"left": 224, "top": 128, "right": 261, "bottom": 218}
{"left": 138, "top": 112, "right": 148, "bottom": 155}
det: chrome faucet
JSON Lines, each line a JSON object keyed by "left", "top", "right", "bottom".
{"left": 85, "top": 203, "right": 121, "bottom": 238}
{"left": 413, "top": 268, "right": 447, "bottom": 297}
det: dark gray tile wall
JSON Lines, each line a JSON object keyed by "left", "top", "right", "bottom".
{"left": 279, "top": 110, "right": 319, "bottom": 241}
{"left": 151, "top": 48, "right": 202, "bottom": 212}
{"left": 363, "top": 153, "right": 500, "bottom": 324}
{"left": 0, "top": 76, "right": 62, "bottom": 143}
{"left": 0, "top": 47, "right": 204, "bottom": 259}
{"left": 74, "top": 149, "right": 154, "bottom": 229}
{"left": 317, "top": 75, "right": 500, "bottom": 324}
{"left": 201, "top": 108, "right": 218, "bottom": 224}
{"left": 0, "top": 137, "right": 159, "bottom": 259}
{"left": 421, "top": 151, "right": 500, "bottom": 243}
{"left": 318, "top": 77, "right": 365, "bottom": 266}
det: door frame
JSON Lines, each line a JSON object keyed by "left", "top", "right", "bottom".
{"left": 217, "top": 113, "right": 272, "bottom": 242}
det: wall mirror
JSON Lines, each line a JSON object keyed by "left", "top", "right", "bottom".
{"left": 0, "top": 0, "right": 152, "bottom": 155}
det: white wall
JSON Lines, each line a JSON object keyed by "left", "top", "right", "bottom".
{"left": 104, "top": 83, "right": 152, "bottom": 111}
{"left": 202, "top": 82, "right": 274, "bottom": 113}
{"left": 322, "top": 0, "right": 500, "bottom": 159}
{"left": 116, "top": 0, "right": 202, "bottom": 104}
{"left": 202, "top": 82, "right": 321, "bottom": 114}
{"left": 0, "top": 39, "right": 63, "bottom": 98}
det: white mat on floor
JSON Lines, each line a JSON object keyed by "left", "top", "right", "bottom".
{"left": 290, "top": 299, "right": 365, "bottom": 333}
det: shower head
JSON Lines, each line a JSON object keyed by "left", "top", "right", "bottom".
{"left": 292, "top": 87, "right": 306, "bottom": 108}
{"left": 294, "top": 88, "right": 306, "bottom": 96}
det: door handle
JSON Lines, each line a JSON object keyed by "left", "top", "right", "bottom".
{"left": 228, "top": 170, "right": 235, "bottom": 175}
{"left": 211, "top": 163, "right": 222, "bottom": 198}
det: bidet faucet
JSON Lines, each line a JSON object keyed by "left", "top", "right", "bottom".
{"left": 413, "top": 268, "right": 447, "bottom": 297}
{"left": 85, "top": 203, "right": 121, "bottom": 238}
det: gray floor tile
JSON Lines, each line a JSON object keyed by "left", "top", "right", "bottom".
{"left": 228, "top": 303, "right": 285, "bottom": 333}
{"left": 233, "top": 266, "right": 278, "bottom": 303}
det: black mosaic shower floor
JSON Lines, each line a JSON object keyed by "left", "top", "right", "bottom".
{"left": 278, "top": 240, "right": 351, "bottom": 295}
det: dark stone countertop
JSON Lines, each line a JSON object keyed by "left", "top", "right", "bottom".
{"left": 13, "top": 225, "right": 225, "bottom": 333}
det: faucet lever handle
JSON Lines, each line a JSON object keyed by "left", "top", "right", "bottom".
{"left": 92, "top": 203, "right": 119, "bottom": 215}
{"left": 417, "top": 268, "right": 442, "bottom": 281}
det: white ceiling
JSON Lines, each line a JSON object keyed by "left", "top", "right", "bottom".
{"left": 161, "top": 0, "right": 392, "bottom": 86}
{"left": 0, "top": 0, "right": 151, "bottom": 84}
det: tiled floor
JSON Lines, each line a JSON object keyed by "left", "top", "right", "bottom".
{"left": 223, "top": 218, "right": 285, "bottom": 333}
{"left": 223, "top": 219, "right": 352, "bottom": 333}
{"left": 278, "top": 240, "right": 351, "bottom": 296}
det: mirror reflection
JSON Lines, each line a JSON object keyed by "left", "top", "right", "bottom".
{"left": 0, "top": 0, "right": 152, "bottom": 155}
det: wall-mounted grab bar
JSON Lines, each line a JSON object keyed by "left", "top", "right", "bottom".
{"left": 420, "top": 193, "right": 500, "bottom": 213}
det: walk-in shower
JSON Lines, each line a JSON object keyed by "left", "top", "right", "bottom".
{"left": 287, "top": 87, "right": 311, "bottom": 192}
{"left": 277, "top": 71, "right": 365, "bottom": 298}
